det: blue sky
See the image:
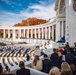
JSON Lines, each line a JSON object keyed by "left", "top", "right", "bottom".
{"left": 0, "top": 0, "right": 56, "bottom": 26}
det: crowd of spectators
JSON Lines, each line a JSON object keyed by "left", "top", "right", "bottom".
{"left": 31, "top": 42, "right": 76, "bottom": 75}
{"left": 0, "top": 41, "right": 76, "bottom": 75}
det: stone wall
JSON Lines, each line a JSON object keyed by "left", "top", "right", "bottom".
{"left": 65, "top": 0, "right": 76, "bottom": 46}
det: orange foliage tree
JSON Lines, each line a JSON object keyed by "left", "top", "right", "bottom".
{"left": 14, "top": 17, "right": 47, "bottom": 26}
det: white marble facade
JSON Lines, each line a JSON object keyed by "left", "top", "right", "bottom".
{"left": 55, "top": 0, "right": 76, "bottom": 46}
{"left": 65, "top": 0, "right": 76, "bottom": 46}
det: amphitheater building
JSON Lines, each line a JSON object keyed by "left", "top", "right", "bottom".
{"left": 0, "top": 0, "right": 76, "bottom": 46}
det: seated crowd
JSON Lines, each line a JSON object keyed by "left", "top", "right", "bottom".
{"left": 31, "top": 42, "right": 76, "bottom": 75}
{"left": 0, "top": 42, "right": 76, "bottom": 75}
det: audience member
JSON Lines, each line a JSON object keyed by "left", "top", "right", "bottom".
{"left": 74, "top": 42, "right": 76, "bottom": 47}
{"left": 65, "top": 50, "right": 75, "bottom": 64}
{"left": 16, "top": 61, "right": 30, "bottom": 75}
{"left": 64, "top": 42, "right": 70, "bottom": 54}
{"left": 31, "top": 55, "right": 42, "bottom": 71}
{"left": 26, "top": 54, "right": 30, "bottom": 61}
{"left": 0, "top": 63, "right": 3, "bottom": 70}
{"left": 60, "top": 62, "right": 73, "bottom": 75}
{"left": 41, "top": 54, "right": 53, "bottom": 73}
{"left": 58, "top": 47, "right": 64, "bottom": 54}
{"left": 40, "top": 45, "right": 43, "bottom": 50}
{"left": 57, "top": 52, "right": 64, "bottom": 69}
{"left": 49, "top": 67, "right": 60, "bottom": 75}
{"left": 73, "top": 47, "right": 76, "bottom": 56}
{"left": 70, "top": 64, "right": 76, "bottom": 75}
{"left": 0, "top": 64, "right": 3, "bottom": 75}
{"left": 40, "top": 45, "right": 45, "bottom": 55}
{"left": 5, "top": 65, "right": 10, "bottom": 74}
{"left": 57, "top": 36, "right": 65, "bottom": 43}
{"left": 50, "top": 48, "right": 59, "bottom": 68}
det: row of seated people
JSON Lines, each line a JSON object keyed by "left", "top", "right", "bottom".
{"left": 0, "top": 46, "right": 39, "bottom": 71}
{"left": 1, "top": 56, "right": 31, "bottom": 68}
{"left": 30, "top": 42, "right": 76, "bottom": 75}
{"left": 0, "top": 58, "right": 75, "bottom": 75}
{"left": 0, "top": 46, "right": 31, "bottom": 57}
{"left": 0, "top": 44, "right": 40, "bottom": 57}
{"left": 0, "top": 46, "right": 29, "bottom": 67}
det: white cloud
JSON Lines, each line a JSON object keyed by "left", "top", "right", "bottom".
{"left": 26, "top": 4, "right": 56, "bottom": 19}
{"left": 0, "top": 2, "right": 56, "bottom": 26}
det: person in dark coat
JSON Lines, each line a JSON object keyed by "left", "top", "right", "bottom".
{"left": 16, "top": 61, "right": 31, "bottom": 75}
{"left": 41, "top": 54, "right": 53, "bottom": 74}
{"left": 26, "top": 54, "right": 30, "bottom": 61}
{"left": 65, "top": 50, "right": 75, "bottom": 64}
{"left": 0, "top": 63, "right": 3, "bottom": 70}
{"left": 0, "top": 63, "right": 3, "bottom": 74}
{"left": 50, "top": 48, "right": 59, "bottom": 68}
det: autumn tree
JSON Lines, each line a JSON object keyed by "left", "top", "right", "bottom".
{"left": 14, "top": 17, "right": 47, "bottom": 27}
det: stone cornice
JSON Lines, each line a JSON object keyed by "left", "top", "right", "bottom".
{"left": 54, "top": 0, "right": 59, "bottom": 11}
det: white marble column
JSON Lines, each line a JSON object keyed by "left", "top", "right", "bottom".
{"left": 19, "top": 29, "right": 21, "bottom": 38}
{"left": 38, "top": 28, "right": 40, "bottom": 39}
{"left": 13, "top": 29, "right": 15, "bottom": 39}
{"left": 49, "top": 27, "right": 50, "bottom": 39}
{"left": 61, "top": 21, "right": 64, "bottom": 37}
{"left": 3, "top": 29, "right": 5, "bottom": 38}
{"left": 21, "top": 30, "right": 22, "bottom": 37}
{"left": 27, "top": 29, "right": 29, "bottom": 38}
{"left": 42, "top": 28, "right": 44, "bottom": 39}
{"left": 26, "top": 29, "right": 27, "bottom": 38}
{"left": 35, "top": 29, "right": 37, "bottom": 38}
{"left": 36, "top": 29, "right": 38, "bottom": 39}
{"left": 56, "top": 22, "right": 61, "bottom": 42}
{"left": 31, "top": 29, "right": 33, "bottom": 38}
{"left": 47, "top": 27, "right": 49, "bottom": 39}
{"left": 43, "top": 28, "right": 45, "bottom": 39}
{"left": 45, "top": 28, "right": 46, "bottom": 39}
{"left": 24, "top": 29, "right": 25, "bottom": 37}
{"left": 8, "top": 29, "right": 10, "bottom": 38}
{"left": 52, "top": 26, "right": 54, "bottom": 40}
{"left": 45, "top": 27, "right": 47, "bottom": 39}
{"left": 23, "top": 30, "right": 24, "bottom": 37}
{"left": 46, "top": 27, "right": 48, "bottom": 39}
{"left": 25, "top": 30, "right": 26, "bottom": 38}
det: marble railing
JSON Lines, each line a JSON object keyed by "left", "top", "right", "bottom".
{"left": 0, "top": 38, "right": 49, "bottom": 44}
